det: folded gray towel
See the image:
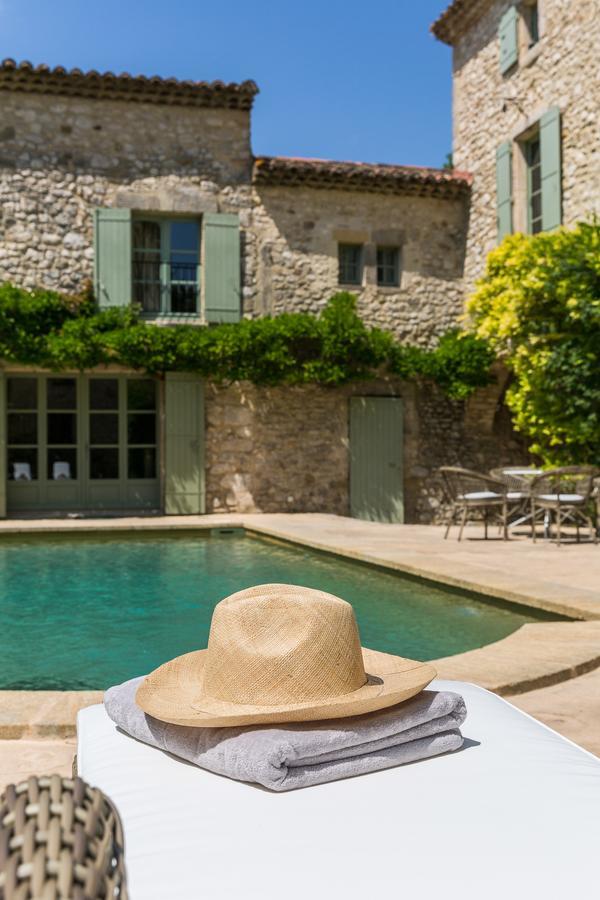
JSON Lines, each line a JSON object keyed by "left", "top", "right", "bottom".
{"left": 104, "top": 677, "right": 466, "bottom": 792}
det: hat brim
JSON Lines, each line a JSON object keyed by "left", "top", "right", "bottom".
{"left": 135, "top": 648, "right": 437, "bottom": 727}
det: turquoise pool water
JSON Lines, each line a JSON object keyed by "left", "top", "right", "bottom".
{"left": 0, "top": 531, "right": 557, "bottom": 689}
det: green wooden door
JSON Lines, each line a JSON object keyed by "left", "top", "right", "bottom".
{"left": 350, "top": 397, "right": 404, "bottom": 523}
{"left": 164, "top": 373, "right": 205, "bottom": 514}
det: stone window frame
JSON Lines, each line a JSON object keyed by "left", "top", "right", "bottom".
{"left": 333, "top": 228, "right": 404, "bottom": 292}
{"left": 132, "top": 214, "right": 202, "bottom": 319}
{"left": 376, "top": 246, "right": 401, "bottom": 288}
{"left": 512, "top": 117, "right": 541, "bottom": 234}
{"left": 518, "top": 0, "right": 544, "bottom": 68}
{"left": 337, "top": 242, "right": 364, "bottom": 287}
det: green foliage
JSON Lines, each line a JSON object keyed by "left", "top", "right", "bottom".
{"left": 467, "top": 222, "right": 600, "bottom": 464}
{"left": 0, "top": 284, "right": 494, "bottom": 398}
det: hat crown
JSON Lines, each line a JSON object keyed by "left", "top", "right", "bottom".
{"left": 201, "top": 584, "right": 367, "bottom": 707}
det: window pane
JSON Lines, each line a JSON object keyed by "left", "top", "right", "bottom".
{"left": 8, "top": 413, "right": 37, "bottom": 444}
{"left": 7, "top": 378, "right": 37, "bottom": 410}
{"left": 128, "top": 413, "right": 156, "bottom": 444}
{"left": 90, "top": 448, "right": 119, "bottom": 480}
{"left": 170, "top": 221, "right": 199, "bottom": 253}
{"left": 133, "top": 220, "right": 161, "bottom": 250}
{"left": 47, "top": 378, "right": 76, "bottom": 409}
{"left": 528, "top": 138, "right": 541, "bottom": 167}
{"left": 90, "top": 413, "right": 119, "bottom": 445}
{"left": 48, "top": 448, "right": 77, "bottom": 480}
{"left": 127, "top": 380, "right": 156, "bottom": 411}
{"left": 376, "top": 247, "right": 399, "bottom": 286}
{"left": 338, "top": 244, "right": 362, "bottom": 285}
{"left": 531, "top": 193, "right": 542, "bottom": 221}
{"left": 134, "top": 280, "right": 162, "bottom": 313}
{"left": 171, "top": 283, "right": 198, "bottom": 314}
{"left": 89, "top": 379, "right": 119, "bottom": 410}
{"left": 8, "top": 448, "right": 37, "bottom": 481}
{"left": 128, "top": 447, "right": 156, "bottom": 479}
{"left": 47, "top": 413, "right": 76, "bottom": 445}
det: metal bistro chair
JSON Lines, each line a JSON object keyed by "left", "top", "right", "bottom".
{"left": 530, "top": 466, "right": 600, "bottom": 545}
{"left": 439, "top": 467, "right": 508, "bottom": 541}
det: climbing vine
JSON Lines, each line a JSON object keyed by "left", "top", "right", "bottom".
{"left": 0, "top": 284, "right": 494, "bottom": 399}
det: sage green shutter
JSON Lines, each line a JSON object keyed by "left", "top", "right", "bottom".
{"left": 203, "top": 213, "right": 241, "bottom": 323}
{"left": 540, "top": 107, "right": 562, "bottom": 231}
{"left": 499, "top": 6, "right": 518, "bottom": 73}
{"left": 164, "top": 373, "right": 205, "bottom": 514}
{"left": 0, "top": 371, "right": 6, "bottom": 518}
{"left": 93, "top": 208, "right": 132, "bottom": 308}
{"left": 350, "top": 397, "right": 403, "bottom": 524}
{"left": 496, "top": 141, "right": 513, "bottom": 241}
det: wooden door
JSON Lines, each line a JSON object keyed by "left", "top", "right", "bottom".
{"left": 350, "top": 397, "right": 404, "bottom": 523}
{"left": 164, "top": 373, "right": 205, "bottom": 514}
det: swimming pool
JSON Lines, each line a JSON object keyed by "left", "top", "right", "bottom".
{"left": 0, "top": 530, "right": 558, "bottom": 689}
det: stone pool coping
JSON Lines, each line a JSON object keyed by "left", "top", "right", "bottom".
{"left": 1, "top": 512, "right": 599, "bottom": 738}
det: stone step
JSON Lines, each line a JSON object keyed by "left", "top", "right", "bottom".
{"left": 433, "top": 621, "right": 600, "bottom": 695}
{"left": 0, "top": 690, "right": 103, "bottom": 739}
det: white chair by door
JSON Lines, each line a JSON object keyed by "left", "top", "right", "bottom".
{"left": 13, "top": 462, "right": 32, "bottom": 481}
{"left": 52, "top": 461, "right": 71, "bottom": 480}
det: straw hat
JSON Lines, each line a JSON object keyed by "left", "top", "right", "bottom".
{"left": 136, "top": 583, "right": 436, "bottom": 727}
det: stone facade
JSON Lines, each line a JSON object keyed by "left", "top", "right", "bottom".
{"left": 0, "top": 59, "right": 528, "bottom": 522}
{"left": 0, "top": 91, "right": 254, "bottom": 296}
{"left": 251, "top": 186, "right": 467, "bottom": 345}
{"left": 0, "top": 78, "right": 468, "bottom": 344}
{"left": 440, "top": 0, "right": 600, "bottom": 288}
{"left": 205, "top": 374, "right": 525, "bottom": 522}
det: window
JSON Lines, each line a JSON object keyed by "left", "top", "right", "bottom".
{"left": 376, "top": 247, "right": 400, "bottom": 287}
{"left": 523, "top": 1, "right": 539, "bottom": 48}
{"left": 525, "top": 133, "right": 543, "bottom": 234}
{"left": 132, "top": 218, "right": 200, "bottom": 316}
{"left": 338, "top": 244, "right": 363, "bottom": 285}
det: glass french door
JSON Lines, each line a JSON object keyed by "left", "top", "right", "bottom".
{"left": 6, "top": 374, "right": 160, "bottom": 512}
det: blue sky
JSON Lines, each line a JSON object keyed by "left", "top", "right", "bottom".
{"left": 0, "top": 0, "right": 452, "bottom": 169}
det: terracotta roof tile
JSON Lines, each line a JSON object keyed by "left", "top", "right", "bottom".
{"left": 253, "top": 156, "right": 472, "bottom": 199}
{"left": 0, "top": 58, "right": 259, "bottom": 110}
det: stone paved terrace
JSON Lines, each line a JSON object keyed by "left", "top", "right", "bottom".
{"left": 1, "top": 513, "right": 599, "bottom": 785}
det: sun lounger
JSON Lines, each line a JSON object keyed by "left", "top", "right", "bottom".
{"left": 77, "top": 679, "right": 600, "bottom": 900}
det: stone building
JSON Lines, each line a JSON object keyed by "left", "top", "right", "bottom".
{"left": 0, "top": 30, "right": 548, "bottom": 522}
{"left": 432, "top": 0, "right": 600, "bottom": 287}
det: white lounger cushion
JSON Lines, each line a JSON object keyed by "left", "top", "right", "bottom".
{"left": 77, "top": 680, "right": 600, "bottom": 900}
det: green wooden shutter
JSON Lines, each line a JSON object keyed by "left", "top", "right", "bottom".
{"left": 349, "top": 397, "right": 404, "bottom": 524}
{"left": 496, "top": 141, "right": 513, "bottom": 241}
{"left": 203, "top": 213, "right": 241, "bottom": 323}
{"left": 0, "top": 371, "right": 6, "bottom": 518}
{"left": 164, "top": 373, "right": 205, "bottom": 514}
{"left": 499, "top": 6, "right": 518, "bottom": 73}
{"left": 93, "top": 208, "right": 132, "bottom": 308}
{"left": 540, "top": 107, "right": 562, "bottom": 231}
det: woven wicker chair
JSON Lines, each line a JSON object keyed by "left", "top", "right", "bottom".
{"left": 0, "top": 774, "right": 128, "bottom": 899}
{"left": 530, "top": 466, "right": 599, "bottom": 545}
{"left": 439, "top": 466, "right": 508, "bottom": 541}
{"left": 489, "top": 467, "right": 530, "bottom": 516}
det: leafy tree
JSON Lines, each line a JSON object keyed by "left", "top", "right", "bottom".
{"left": 466, "top": 222, "right": 600, "bottom": 464}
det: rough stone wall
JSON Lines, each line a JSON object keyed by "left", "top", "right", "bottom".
{"left": 249, "top": 185, "right": 468, "bottom": 345}
{"left": 0, "top": 92, "right": 253, "bottom": 295}
{"left": 204, "top": 375, "right": 527, "bottom": 522}
{"left": 451, "top": 0, "right": 600, "bottom": 289}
